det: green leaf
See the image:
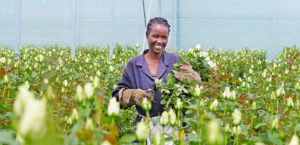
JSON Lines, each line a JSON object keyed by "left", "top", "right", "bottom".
{"left": 185, "top": 110, "right": 192, "bottom": 115}
{"left": 187, "top": 132, "right": 198, "bottom": 142}
{"left": 254, "top": 123, "right": 267, "bottom": 129}
{"left": 64, "top": 124, "right": 79, "bottom": 145}
{"left": 118, "top": 134, "right": 136, "bottom": 144}
{"left": 0, "top": 130, "right": 18, "bottom": 145}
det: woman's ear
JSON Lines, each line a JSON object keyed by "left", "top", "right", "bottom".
{"left": 146, "top": 31, "right": 149, "bottom": 37}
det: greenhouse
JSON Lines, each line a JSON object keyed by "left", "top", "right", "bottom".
{"left": 0, "top": 0, "right": 299, "bottom": 145}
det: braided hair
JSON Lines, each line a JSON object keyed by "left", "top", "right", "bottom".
{"left": 146, "top": 17, "right": 171, "bottom": 33}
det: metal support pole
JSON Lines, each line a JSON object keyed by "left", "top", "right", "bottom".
{"left": 109, "top": 0, "right": 115, "bottom": 58}
{"left": 158, "top": 0, "right": 161, "bottom": 17}
{"left": 173, "top": 0, "right": 177, "bottom": 50}
{"left": 272, "top": 0, "right": 277, "bottom": 59}
{"left": 71, "top": 0, "right": 79, "bottom": 57}
{"left": 15, "top": 0, "right": 21, "bottom": 56}
{"left": 142, "top": 0, "right": 147, "bottom": 27}
{"left": 142, "top": 0, "right": 153, "bottom": 51}
{"left": 137, "top": 0, "right": 142, "bottom": 49}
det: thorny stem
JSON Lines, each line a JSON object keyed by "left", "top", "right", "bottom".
{"left": 162, "top": 126, "right": 165, "bottom": 145}
{"left": 276, "top": 99, "right": 279, "bottom": 114}
{"left": 224, "top": 99, "right": 228, "bottom": 117}
{"left": 172, "top": 126, "right": 176, "bottom": 141}
{"left": 290, "top": 110, "right": 293, "bottom": 128}
{"left": 272, "top": 130, "right": 276, "bottom": 145}
{"left": 224, "top": 134, "right": 227, "bottom": 145}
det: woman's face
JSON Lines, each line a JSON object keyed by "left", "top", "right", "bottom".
{"left": 146, "top": 24, "right": 169, "bottom": 54}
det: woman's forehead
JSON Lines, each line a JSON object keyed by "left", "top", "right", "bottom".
{"left": 149, "top": 24, "right": 169, "bottom": 33}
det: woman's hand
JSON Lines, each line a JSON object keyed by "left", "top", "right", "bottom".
{"left": 174, "top": 61, "right": 202, "bottom": 85}
{"left": 118, "top": 89, "right": 154, "bottom": 107}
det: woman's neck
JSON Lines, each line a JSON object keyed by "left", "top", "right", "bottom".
{"left": 146, "top": 50, "right": 162, "bottom": 61}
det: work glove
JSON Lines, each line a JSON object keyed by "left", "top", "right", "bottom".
{"left": 174, "top": 61, "right": 202, "bottom": 85}
{"left": 118, "top": 88, "right": 154, "bottom": 108}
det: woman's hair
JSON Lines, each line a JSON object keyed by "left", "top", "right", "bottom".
{"left": 146, "top": 17, "right": 171, "bottom": 33}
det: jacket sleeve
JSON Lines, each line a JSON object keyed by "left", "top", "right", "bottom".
{"left": 111, "top": 61, "right": 134, "bottom": 102}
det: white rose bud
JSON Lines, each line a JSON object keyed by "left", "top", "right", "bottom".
{"left": 262, "top": 69, "right": 267, "bottom": 78}
{"left": 46, "top": 85, "right": 55, "bottom": 100}
{"left": 71, "top": 108, "right": 79, "bottom": 121}
{"left": 63, "top": 80, "right": 68, "bottom": 87}
{"left": 267, "top": 77, "right": 272, "bottom": 82}
{"left": 276, "top": 86, "right": 285, "bottom": 97}
{"left": 230, "top": 90, "right": 236, "bottom": 100}
{"left": 287, "top": 97, "right": 294, "bottom": 108}
{"left": 195, "top": 44, "right": 201, "bottom": 50}
{"left": 255, "top": 142, "right": 266, "bottom": 145}
{"left": 160, "top": 111, "right": 169, "bottom": 126}
{"left": 44, "top": 79, "right": 48, "bottom": 84}
{"left": 75, "top": 85, "right": 84, "bottom": 103}
{"left": 252, "top": 101, "right": 257, "bottom": 111}
{"left": 271, "top": 91, "right": 276, "bottom": 100}
{"left": 14, "top": 85, "right": 34, "bottom": 116}
{"left": 232, "top": 126, "right": 241, "bottom": 135}
{"left": 285, "top": 69, "right": 289, "bottom": 74}
{"left": 4, "top": 74, "right": 9, "bottom": 83}
{"left": 207, "top": 120, "right": 223, "bottom": 144}
{"left": 232, "top": 109, "right": 242, "bottom": 125}
{"left": 288, "top": 134, "right": 299, "bottom": 145}
{"left": 102, "top": 140, "right": 111, "bottom": 145}
{"left": 84, "top": 83, "right": 94, "bottom": 99}
{"left": 153, "top": 132, "right": 162, "bottom": 145}
{"left": 67, "top": 117, "right": 73, "bottom": 125}
{"left": 225, "top": 124, "right": 231, "bottom": 133}
{"left": 107, "top": 97, "right": 120, "bottom": 116}
{"left": 223, "top": 87, "right": 231, "bottom": 99}
{"left": 85, "top": 118, "right": 94, "bottom": 130}
{"left": 92, "top": 76, "right": 99, "bottom": 88}
{"left": 174, "top": 98, "right": 183, "bottom": 110}
{"left": 136, "top": 121, "right": 149, "bottom": 141}
{"left": 193, "top": 84, "right": 203, "bottom": 97}
{"left": 295, "top": 82, "right": 300, "bottom": 90}
{"left": 169, "top": 109, "right": 177, "bottom": 126}
{"left": 199, "top": 99, "right": 206, "bottom": 107}
{"left": 249, "top": 68, "right": 253, "bottom": 74}
{"left": 19, "top": 98, "right": 47, "bottom": 139}
{"left": 271, "top": 118, "right": 279, "bottom": 129}
{"left": 210, "top": 99, "right": 219, "bottom": 111}
{"left": 141, "top": 97, "right": 151, "bottom": 112}
{"left": 208, "top": 61, "right": 217, "bottom": 70}
{"left": 0, "top": 57, "right": 6, "bottom": 64}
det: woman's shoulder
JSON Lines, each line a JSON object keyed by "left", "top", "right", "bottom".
{"left": 126, "top": 53, "right": 144, "bottom": 66}
{"left": 166, "top": 52, "right": 180, "bottom": 58}
{"left": 164, "top": 51, "right": 181, "bottom": 63}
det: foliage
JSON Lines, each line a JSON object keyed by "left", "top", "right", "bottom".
{"left": 0, "top": 44, "right": 299, "bottom": 145}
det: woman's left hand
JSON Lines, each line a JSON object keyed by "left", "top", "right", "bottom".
{"left": 174, "top": 61, "right": 202, "bottom": 85}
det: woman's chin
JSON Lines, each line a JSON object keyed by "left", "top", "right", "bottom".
{"left": 153, "top": 47, "right": 163, "bottom": 53}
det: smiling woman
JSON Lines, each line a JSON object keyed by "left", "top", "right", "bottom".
{"left": 111, "top": 18, "right": 203, "bottom": 144}
{"left": 145, "top": 17, "right": 170, "bottom": 76}
{"left": 112, "top": 17, "right": 181, "bottom": 124}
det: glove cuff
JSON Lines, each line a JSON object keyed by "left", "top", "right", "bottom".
{"left": 118, "top": 88, "right": 125, "bottom": 102}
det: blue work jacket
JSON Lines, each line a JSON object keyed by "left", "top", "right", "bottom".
{"left": 112, "top": 49, "right": 180, "bottom": 124}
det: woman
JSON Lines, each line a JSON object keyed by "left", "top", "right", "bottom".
{"left": 112, "top": 17, "right": 201, "bottom": 125}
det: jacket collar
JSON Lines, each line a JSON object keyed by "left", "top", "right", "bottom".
{"left": 136, "top": 49, "right": 169, "bottom": 79}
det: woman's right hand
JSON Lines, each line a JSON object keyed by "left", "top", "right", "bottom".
{"left": 118, "top": 88, "right": 154, "bottom": 107}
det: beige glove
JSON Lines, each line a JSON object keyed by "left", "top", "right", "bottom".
{"left": 118, "top": 88, "right": 154, "bottom": 107}
{"left": 174, "top": 61, "right": 202, "bottom": 85}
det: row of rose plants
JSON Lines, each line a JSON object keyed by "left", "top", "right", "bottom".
{"left": 0, "top": 44, "right": 299, "bottom": 145}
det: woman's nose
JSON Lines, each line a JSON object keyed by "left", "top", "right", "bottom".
{"left": 157, "top": 38, "right": 163, "bottom": 43}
